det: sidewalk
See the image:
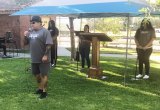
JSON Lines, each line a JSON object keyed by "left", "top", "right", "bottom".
{"left": 101, "top": 54, "right": 160, "bottom": 63}
{"left": 12, "top": 46, "right": 71, "bottom": 58}
{"left": 4, "top": 46, "right": 160, "bottom": 63}
{"left": 58, "top": 46, "right": 70, "bottom": 56}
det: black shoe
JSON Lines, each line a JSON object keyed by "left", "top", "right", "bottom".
{"left": 80, "top": 68, "right": 85, "bottom": 72}
{"left": 34, "top": 89, "right": 43, "bottom": 94}
{"left": 39, "top": 92, "right": 47, "bottom": 99}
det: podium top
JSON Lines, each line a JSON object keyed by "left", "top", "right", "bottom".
{"left": 77, "top": 32, "right": 112, "bottom": 42}
{"left": 75, "top": 31, "right": 84, "bottom": 36}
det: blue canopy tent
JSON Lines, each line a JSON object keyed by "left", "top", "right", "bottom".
{"left": 12, "top": 0, "right": 148, "bottom": 17}
{"left": 12, "top": 0, "right": 150, "bottom": 83}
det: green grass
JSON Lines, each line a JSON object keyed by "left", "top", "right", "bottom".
{"left": 100, "top": 47, "right": 136, "bottom": 54}
{"left": 0, "top": 57, "right": 160, "bottom": 110}
{"left": 67, "top": 47, "right": 160, "bottom": 56}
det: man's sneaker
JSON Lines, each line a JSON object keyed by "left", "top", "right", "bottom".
{"left": 51, "top": 64, "right": 54, "bottom": 67}
{"left": 136, "top": 74, "right": 143, "bottom": 78}
{"left": 35, "top": 89, "right": 43, "bottom": 94}
{"left": 143, "top": 75, "right": 149, "bottom": 79}
{"left": 39, "top": 92, "right": 47, "bottom": 99}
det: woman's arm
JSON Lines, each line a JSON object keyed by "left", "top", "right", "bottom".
{"left": 143, "top": 37, "right": 156, "bottom": 49}
{"left": 134, "top": 29, "right": 142, "bottom": 48}
{"left": 143, "top": 30, "right": 156, "bottom": 49}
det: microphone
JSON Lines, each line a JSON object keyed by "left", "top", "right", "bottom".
{"left": 28, "top": 27, "right": 32, "bottom": 32}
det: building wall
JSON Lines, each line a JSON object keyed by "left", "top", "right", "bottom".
{"left": 0, "top": 14, "right": 27, "bottom": 48}
{"left": 0, "top": 14, "right": 19, "bottom": 37}
{"left": 19, "top": 16, "right": 30, "bottom": 48}
{"left": 0, "top": 15, "right": 56, "bottom": 48}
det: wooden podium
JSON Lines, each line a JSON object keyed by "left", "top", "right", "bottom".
{"left": 78, "top": 33, "right": 112, "bottom": 79}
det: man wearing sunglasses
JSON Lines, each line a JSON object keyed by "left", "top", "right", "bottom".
{"left": 24, "top": 16, "right": 53, "bottom": 99}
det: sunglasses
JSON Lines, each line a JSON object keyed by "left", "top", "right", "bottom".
{"left": 31, "top": 22, "right": 36, "bottom": 24}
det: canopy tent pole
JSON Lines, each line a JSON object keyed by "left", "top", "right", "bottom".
{"left": 80, "top": 18, "right": 82, "bottom": 31}
{"left": 58, "top": 17, "right": 61, "bottom": 46}
{"left": 124, "top": 14, "right": 130, "bottom": 86}
{"left": 94, "top": 18, "right": 95, "bottom": 32}
{"left": 76, "top": 18, "right": 83, "bottom": 71}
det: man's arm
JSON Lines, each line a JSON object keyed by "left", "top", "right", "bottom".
{"left": 24, "top": 31, "right": 29, "bottom": 45}
{"left": 42, "top": 44, "right": 52, "bottom": 63}
{"left": 24, "top": 36, "right": 29, "bottom": 45}
{"left": 44, "top": 45, "right": 51, "bottom": 55}
{"left": 134, "top": 29, "right": 143, "bottom": 49}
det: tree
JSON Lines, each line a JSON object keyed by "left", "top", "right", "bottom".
{"left": 93, "top": 18, "right": 123, "bottom": 34}
{"left": 156, "top": 0, "right": 160, "bottom": 5}
{"left": 86, "top": 18, "right": 124, "bottom": 47}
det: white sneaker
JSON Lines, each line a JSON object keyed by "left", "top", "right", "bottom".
{"left": 86, "top": 75, "right": 88, "bottom": 78}
{"left": 143, "top": 75, "right": 149, "bottom": 79}
{"left": 136, "top": 74, "right": 143, "bottom": 78}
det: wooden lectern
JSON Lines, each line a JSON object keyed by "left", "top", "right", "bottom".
{"left": 78, "top": 33, "right": 112, "bottom": 79}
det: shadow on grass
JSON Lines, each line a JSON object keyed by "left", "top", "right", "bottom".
{"left": 0, "top": 57, "right": 160, "bottom": 110}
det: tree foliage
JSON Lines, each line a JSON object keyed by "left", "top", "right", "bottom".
{"left": 156, "top": 0, "right": 160, "bottom": 5}
{"left": 90, "top": 18, "right": 124, "bottom": 34}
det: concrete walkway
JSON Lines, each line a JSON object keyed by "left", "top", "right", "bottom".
{"left": 3, "top": 46, "right": 160, "bottom": 63}
{"left": 101, "top": 54, "right": 160, "bottom": 63}
{"left": 58, "top": 46, "right": 70, "bottom": 56}
{"left": 10, "top": 46, "right": 71, "bottom": 58}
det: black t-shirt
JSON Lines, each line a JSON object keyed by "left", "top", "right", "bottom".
{"left": 49, "top": 27, "right": 59, "bottom": 38}
{"left": 135, "top": 28, "right": 156, "bottom": 47}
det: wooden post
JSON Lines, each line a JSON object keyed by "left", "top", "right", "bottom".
{"left": 92, "top": 37, "right": 100, "bottom": 67}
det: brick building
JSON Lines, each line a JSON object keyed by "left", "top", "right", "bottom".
{"left": 0, "top": 0, "right": 40, "bottom": 48}
{"left": 0, "top": 14, "right": 30, "bottom": 48}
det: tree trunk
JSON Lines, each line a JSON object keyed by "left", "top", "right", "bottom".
{"left": 69, "top": 17, "right": 75, "bottom": 60}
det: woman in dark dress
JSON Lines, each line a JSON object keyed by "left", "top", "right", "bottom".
{"left": 134, "top": 18, "right": 156, "bottom": 79}
{"left": 48, "top": 20, "right": 59, "bottom": 67}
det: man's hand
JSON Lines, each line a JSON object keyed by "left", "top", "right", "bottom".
{"left": 42, "top": 55, "right": 48, "bottom": 63}
{"left": 24, "top": 31, "right": 29, "bottom": 45}
{"left": 24, "top": 31, "right": 29, "bottom": 36}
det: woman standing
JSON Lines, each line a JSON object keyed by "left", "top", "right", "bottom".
{"left": 48, "top": 20, "right": 59, "bottom": 67}
{"left": 79, "top": 25, "right": 91, "bottom": 70}
{"left": 134, "top": 18, "right": 156, "bottom": 79}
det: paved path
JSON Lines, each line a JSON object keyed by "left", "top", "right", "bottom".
{"left": 2, "top": 46, "right": 160, "bottom": 63}
{"left": 101, "top": 54, "right": 160, "bottom": 63}
{"left": 58, "top": 46, "right": 70, "bottom": 56}
{"left": 10, "top": 46, "right": 71, "bottom": 58}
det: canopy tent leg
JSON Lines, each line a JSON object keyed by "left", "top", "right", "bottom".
{"left": 124, "top": 15, "right": 130, "bottom": 86}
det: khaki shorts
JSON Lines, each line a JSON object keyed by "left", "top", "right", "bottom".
{"left": 31, "top": 63, "right": 50, "bottom": 75}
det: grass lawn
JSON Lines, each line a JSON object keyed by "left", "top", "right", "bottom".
{"left": 67, "top": 47, "right": 160, "bottom": 56}
{"left": 0, "top": 57, "right": 160, "bottom": 110}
